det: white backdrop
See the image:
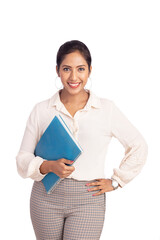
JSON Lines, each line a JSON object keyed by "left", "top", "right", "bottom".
{"left": 0, "top": 0, "right": 160, "bottom": 239}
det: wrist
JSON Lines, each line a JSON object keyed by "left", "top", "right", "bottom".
{"left": 40, "top": 160, "right": 51, "bottom": 175}
{"left": 111, "top": 178, "right": 119, "bottom": 190}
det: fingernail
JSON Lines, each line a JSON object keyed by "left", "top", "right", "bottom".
{"left": 92, "top": 194, "right": 95, "bottom": 196}
{"left": 85, "top": 183, "right": 89, "bottom": 186}
{"left": 87, "top": 189, "right": 91, "bottom": 191}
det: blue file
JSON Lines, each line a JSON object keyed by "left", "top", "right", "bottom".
{"left": 34, "top": 114, "right": 83, "bottom": 194}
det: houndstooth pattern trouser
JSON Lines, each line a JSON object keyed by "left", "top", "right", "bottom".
{"left": 30, "top": 178, "right": 106, "bottom": 240}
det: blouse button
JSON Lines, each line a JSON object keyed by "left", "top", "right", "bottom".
{"left": 72, "top": 119, "right": 79, "bottom": 140}
{"left": 73, "top": 120, "right": 79, "bottom": 131}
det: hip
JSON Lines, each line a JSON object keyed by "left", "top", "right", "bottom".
{"left": 30, "top": 178, "right": 106, "bottom": 210}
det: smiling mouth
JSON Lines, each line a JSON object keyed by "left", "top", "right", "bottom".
{"left": 67, "top": 82, "right": 81, "bottom": 88}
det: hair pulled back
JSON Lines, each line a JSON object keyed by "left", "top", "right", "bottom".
{"left": 56, "top": 40, "right": 92, "bottom": 73}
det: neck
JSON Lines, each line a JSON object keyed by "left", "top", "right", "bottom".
{"left": 59, "top": 88, "right": 89, "bottom": 104}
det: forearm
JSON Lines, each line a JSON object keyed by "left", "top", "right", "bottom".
{"left": 40, "top": 161, "right": 55, "bottom": 175}
{"left": 111, "top": 135, "right": 148, "bottom": 187}
{"left": 16, "top": 150, "right": 47, "bottom": 181}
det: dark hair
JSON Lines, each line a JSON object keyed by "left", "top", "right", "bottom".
{"left": 56, "top": 40, "right": 92, "bottom": 73}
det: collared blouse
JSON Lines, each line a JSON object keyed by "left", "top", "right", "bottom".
{"left": 16, "top": 89, "right": 148, "bottom": 187}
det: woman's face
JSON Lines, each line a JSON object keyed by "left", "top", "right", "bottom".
{"left": 56, "top": 51, "right": 92, "bottom": 95}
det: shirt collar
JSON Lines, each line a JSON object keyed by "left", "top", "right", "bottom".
{"left": 48, "top": 89, "right": 102, "bottom": 111}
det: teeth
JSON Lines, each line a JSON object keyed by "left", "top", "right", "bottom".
{"left": 68, "top": 83, "right": 80, "bottom": 86}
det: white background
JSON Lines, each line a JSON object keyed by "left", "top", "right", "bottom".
{"left": 0, "top": 0, "right": 160, "bottom": 239}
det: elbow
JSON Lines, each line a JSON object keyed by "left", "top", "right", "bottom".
{"left": 135, "top": 139, "right": 148, "bottom": 170}
{"left": 16, "top": 152, "right": 30, "bottom": 179}
{"left": 127, "top": 136, "right": 148, "bottom": 168}
{"left": 16, "top": 154, "right": 26, "bottom": 179}
{"left": 134, "top": 134, "right": 148, "bottom": 164}
{"left": 140, "top": 138, "right": 148, "bottom": 164}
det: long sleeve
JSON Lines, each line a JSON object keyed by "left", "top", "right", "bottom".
{"left": 16, "top": 104, "right": 47, "bottom": 181}
{"left": 110, "top": 101, "right": 148, "bottom": 187}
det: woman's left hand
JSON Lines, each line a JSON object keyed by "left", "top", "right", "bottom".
{"left": 86, "top": 178, "right": 115, "bottom": 196}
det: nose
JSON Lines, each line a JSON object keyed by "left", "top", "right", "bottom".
{"left": 70, "top": 69, "right": 77, "bottom": 81}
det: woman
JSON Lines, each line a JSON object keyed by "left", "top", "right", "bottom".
{"left": 16, "top": 40, "right": 148, "bottom": 240}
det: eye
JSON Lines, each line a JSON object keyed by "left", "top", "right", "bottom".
{"left": 63, "top": 67, "right": 70, "bottom": 72}
{"left": 78, "top": 67, "right": 85, "bottom": 71}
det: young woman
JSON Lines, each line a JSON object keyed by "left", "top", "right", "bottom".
{"left": 16, "top": 40, "right": 148, "bottom": 240}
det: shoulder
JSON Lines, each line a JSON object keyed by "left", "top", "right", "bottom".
{"left": 30, "top": 96, "right": 51, "bottom": 115}
{"left": 94, "top": 92, "right": 115, "bottom": 110}
{"left": 100, "top": 96, "right": 114, "bottom": 106}
{"left": 35, "top": 97, "right": 51, "bottom": 109}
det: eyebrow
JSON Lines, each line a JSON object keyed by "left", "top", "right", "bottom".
{"left": 62, "top": 64, "right": 86, "bottom": 68}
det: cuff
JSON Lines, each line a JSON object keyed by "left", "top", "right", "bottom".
{"left": 28, "top": 156, "right": 47, "bottom": 181}
{"left": 111, "top": 174, "right": 126, "bottom": 188}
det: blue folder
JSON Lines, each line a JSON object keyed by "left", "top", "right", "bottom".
{"left": 34, "top": 114, "right": 83, "bottom": 194}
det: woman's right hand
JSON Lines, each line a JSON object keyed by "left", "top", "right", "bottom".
{"left": 40, "top": 158, "right": 75, "bottom": 178}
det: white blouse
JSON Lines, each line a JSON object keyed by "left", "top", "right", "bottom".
{"left": 16, "top": 89, "right": 148, "bottom": 187}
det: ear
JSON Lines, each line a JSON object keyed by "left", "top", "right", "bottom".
{"left": 56, "top": 65, "right": 60, "bottom": 76}
{"left": 88, "top": 65, "right": 92, "bottom": 77}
